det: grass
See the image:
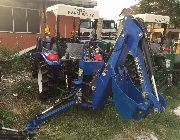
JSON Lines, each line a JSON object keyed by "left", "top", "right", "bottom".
{"left": 36, "top": 88, "right": 180, "bottom": 140}
{"left": 0, "top": 48, "right": 180, "bottom": 140}
{"left": 0, "top": 107, "right": 14, "bottom": 127}
{"left": 0, "top": 48, "right": 31, "bottom": 74}
{"left": 12, "top": 79, "right": 37, "bottom": 100}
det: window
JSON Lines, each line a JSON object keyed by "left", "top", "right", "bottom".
{"left": 80, "top": 20, "right": 91, "bottom": 29}
{"left": 13, "top": 8, "right": 27, "bottom": 32}
{"left": 0, "top": 6, "right": 13, "bottom": 31}
{"left": 27, "top": 9, "right": 40, "bottom": 33}
{"left": 110, "top": 22, "right": 115, "bottom": 29}
{"left": 0, "top": 6, "right": 40, "bottom": 33}
{"left": 103, "top": 20, "right": 115, "bottom": 29}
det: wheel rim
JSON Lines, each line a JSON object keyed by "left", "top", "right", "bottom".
{"left": 38, "top": 69, "right": 43, "bottom": 93}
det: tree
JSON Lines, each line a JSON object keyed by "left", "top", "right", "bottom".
{"left": 119, "top": 8, "right": 135, "bottom": 16}
{"left": 139, "top": 0, "right": 180, "bottom": 26}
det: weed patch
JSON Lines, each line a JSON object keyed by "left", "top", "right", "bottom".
{"left": 0, "top": 107, "right": 14, "bottom": 127}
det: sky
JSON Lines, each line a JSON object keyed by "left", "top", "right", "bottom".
{"left": 95, "top": 0, "right": 138, "bottom": 21}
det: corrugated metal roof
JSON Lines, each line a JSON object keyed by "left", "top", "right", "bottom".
{"left": 15, "top": 0, "right": 97, "bottom": 8}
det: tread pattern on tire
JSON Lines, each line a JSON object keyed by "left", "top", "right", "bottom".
{"left": 38, "top": 61, "right": 57, "bottom": 101}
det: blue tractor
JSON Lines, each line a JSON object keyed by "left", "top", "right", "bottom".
{"left": 31, "top": 33, "right": 81, "bottom": 100}
{"left": 31, "top": 4, "right": 100, "bottom": 100}
{"left": 1, "top": 16, "right": 167, "bottom": 139}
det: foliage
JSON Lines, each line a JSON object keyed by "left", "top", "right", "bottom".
{"left": 120, "top": 8, "right": 135, "bottom": 16}
{"left": 0, "top": 48, "right": 31, "bottom": 74}
{"left": 139, "top": 0, "right": 180, "bottom": 26}
{"left": 0, "top": 48, "right": 17, "bottom": 60}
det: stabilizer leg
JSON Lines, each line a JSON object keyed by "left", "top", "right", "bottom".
{"left": 25, "top": 101, "right": 76, "bottom": 131}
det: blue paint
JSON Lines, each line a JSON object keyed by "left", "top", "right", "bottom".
{"left": 24, "top": 16, "right": 166, "bottom": 133}
{"left": 25, "top": 101, "right": 76, "bottom": 131}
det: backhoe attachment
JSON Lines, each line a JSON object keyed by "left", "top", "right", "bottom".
{"left": 92, "top": 16, "right": 166, "bottom": 120}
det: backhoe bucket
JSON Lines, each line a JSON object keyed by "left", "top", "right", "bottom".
{"left": 112, "top": 72, "right": 152, "bottom": 120}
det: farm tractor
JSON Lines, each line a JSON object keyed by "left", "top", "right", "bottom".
{"left": 1, "top": 15, "right": 167, "bottom": 139}
{"left": 132, "top": 14, "right": 180, "bottom": 88}
{"left": 31, "top": 4, "right": 99, "bottom": 100}
{"left": 155, "top": 38, "right": 180, "bottom": 87}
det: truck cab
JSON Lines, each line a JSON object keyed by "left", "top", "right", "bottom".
{"left": 101, "top": 19, "right": 117, "bottom": 40}
{"left": 79, "top": 19, "right": 94, "bottom": 41}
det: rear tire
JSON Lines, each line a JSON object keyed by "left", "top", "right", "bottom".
{"left": 37, "top": 61, "right": 54, "bottom": 101}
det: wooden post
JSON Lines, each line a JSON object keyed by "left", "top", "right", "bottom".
{"left": 43, "top": 1, "right": 46, "bottom": 26}
{"left": 96, "top": 18, "right": 103, "bottom": 40}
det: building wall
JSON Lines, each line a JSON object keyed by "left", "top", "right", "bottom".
{"left": 0, "top": 12, "right": 44, "bottom": 50}
{"left": 0, "top": 2, "right": 80, "bottom": 50}
{"left": 0, "top": 32, "right": 37, "bottom": 50}
{"left": 0, "top": 1, "right": 43, "bottom": 50}
{"left": 47, "top": 12, "right": 80, "bottom": 38}
{"left": 0, "top": 13, "right": 80, "bottom": 50}
{"left": 59, "top": 15, "right": 80, "bottom": 38}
